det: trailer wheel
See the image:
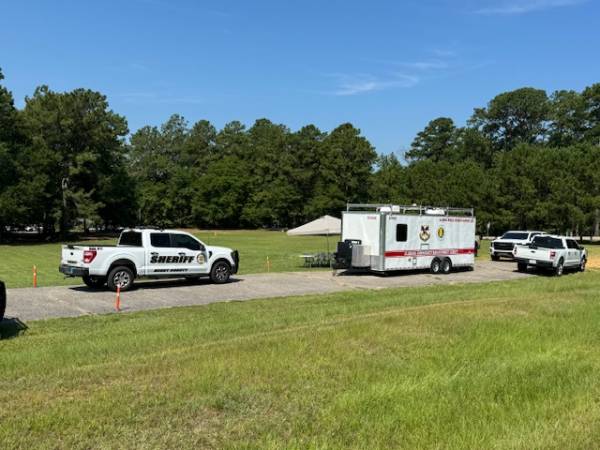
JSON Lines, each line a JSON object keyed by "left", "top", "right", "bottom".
{"left": 441, "top": 258, "right": 452, "bottom": 274}
{"left": 430, "top": 258, "right": 442, "bottom": 275}
{"left": 82, "top": 275, "right": 107, "bottom": 289}
{"left": 0, "top": 281, "right": 5, "bottom": 322}
{"left": 107, "top": 266, "right": 135, "bottom": 292}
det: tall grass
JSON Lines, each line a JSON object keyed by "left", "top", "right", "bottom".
{"left": 1, "top": 272, "right": 600, "bottom": 448}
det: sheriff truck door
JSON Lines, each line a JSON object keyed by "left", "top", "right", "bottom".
{"left": 147, "top": 232, "right": 204, "bottom": 276}
{"left": 170, "top": 232, "right": 209, "bottom": 274}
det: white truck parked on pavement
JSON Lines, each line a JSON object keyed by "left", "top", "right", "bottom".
{"left": 59, "top": 228, "right": 239, "bottom": 291}
{"left": 490, "top": 230, "right": 545, "bottom": 260}
{"left": 513, "top": 235, "right": 586, "bottom": 276}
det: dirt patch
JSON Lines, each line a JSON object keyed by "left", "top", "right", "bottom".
{"left": 587, "top": 257, "right": 600, "bottom": 270}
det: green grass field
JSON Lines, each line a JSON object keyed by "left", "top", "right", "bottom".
{"left": 2, "top": 272, "right": 600, "bottom": 449}
{"left": 0, "top": 230, "right": 337, "bottom": 288}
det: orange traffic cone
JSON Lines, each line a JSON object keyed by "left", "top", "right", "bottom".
{"left": 115, "top": 285, "right": 121, "bottom": 312}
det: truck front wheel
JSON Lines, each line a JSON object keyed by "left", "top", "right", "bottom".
{"left": 517, "top": 262, "right": 527, "bottom": 272}
{"left": 82, "top": 275, "right": 107, "bottom": 289}
{"left": 210, "top": 260, "right": 231, "bottom": 284}
{"left": 107, "top": 266, "right": 135, "bottom": 292}
{"left": 580, "top": 258, "right": 586, "bottom": 272}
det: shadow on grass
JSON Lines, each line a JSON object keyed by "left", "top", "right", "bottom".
{"left": 0, "top": 318, "right": 28, "bottom": 340}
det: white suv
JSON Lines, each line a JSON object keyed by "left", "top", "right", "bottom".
{"left": 490, "top": 230, "right": 545, "bottom": 261}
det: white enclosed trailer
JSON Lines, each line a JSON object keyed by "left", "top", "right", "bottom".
{"left": 334, "top": 204, "right": 476, "bottom": 274}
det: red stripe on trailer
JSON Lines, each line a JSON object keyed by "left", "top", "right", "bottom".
{"left": 384, "top": 248, "right": 475, "bottom": 258}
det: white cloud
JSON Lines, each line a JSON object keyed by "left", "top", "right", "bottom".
{"left": 330, "top": 73, "right": 419, "bottom": 96}
{"left": 396, "top": 60, "right": 449, "bottom": 70}
{"left": 475, "top": 0, "right": 587, "bottom": 15}
{"left": 323, "top": 47, "right": 466, "bottom": 96}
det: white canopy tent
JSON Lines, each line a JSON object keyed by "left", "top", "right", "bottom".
{"left": 287, "top": 215, "right": 341, "bottom": 266}
{"left": 286, "top": 215, "right": 341, "bottom": 236}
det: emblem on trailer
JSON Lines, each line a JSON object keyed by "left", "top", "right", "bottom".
{"left": 419, "top": 225, "right": 431, "bottom": 242}
{"left": 437, "top": 226, "right": 445, "bottom": 239}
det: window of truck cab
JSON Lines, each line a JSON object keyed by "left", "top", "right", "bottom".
{"left": 171, "top": 233, "right": 203, "bottom": 251}
{"left": 119, "top": 231, "right": 142, "bottom": 246}
{"left": 502, "top": 232, "right": 529, "bottom": 240}
{"left": 150, "top": 233, "right": 171, "bottom": 248}
{"left": 532, "top": 236, "right": 564, "bottom": 249}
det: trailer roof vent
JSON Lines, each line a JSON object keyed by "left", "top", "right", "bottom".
{"left": 377, "top": 205, "right": 401, "bottom": 213}
{"left": 425, "top": 208, "right": 446, "bottom": 216}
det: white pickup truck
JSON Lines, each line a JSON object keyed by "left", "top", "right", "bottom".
{"left": 490, "top": 230, "right": 545, "bottom": 260}
{"left": 513, "top": 235, "right": 586, "bottom": 276}
{"left": 59, "top": 228, "right": 239, "bottom": 291}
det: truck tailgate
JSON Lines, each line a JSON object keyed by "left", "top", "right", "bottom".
{"left": 61, "top": 245, "right": 87, "bottom": 266}
{"left": 515, "top": 246, "right": 553, "bottom": 262}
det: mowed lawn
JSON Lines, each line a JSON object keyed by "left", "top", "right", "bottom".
{"left": 2, "top": 272, "right": 600, "bottom": 449}
{"left": 0, "top": 230, "right": 337, "bottom": 288}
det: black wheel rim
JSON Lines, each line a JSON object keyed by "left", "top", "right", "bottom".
{"left": 215, "top": 264, "right": 229, "bottom": 281}
{"left": 113, "top": 271, "right": 131, "bottom": 288}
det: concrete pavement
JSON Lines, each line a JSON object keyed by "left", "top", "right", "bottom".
{"left": 4, "top": 261, "right": 530, "bottom": 322}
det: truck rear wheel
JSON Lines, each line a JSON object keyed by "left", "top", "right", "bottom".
{"left": 82, "top": 275, "right": 107, "bottom": 289}
{"left": 555, "top": 259, "right": 564, "bottom": 277}
{"left": 107, "top": 266, "right": 135, "bottom": 292}
{"left": 430, "top": 258, "right": 442, "bottom": 275}
{"left": 210, "top": 260, "right": 231, "bottom": 284}
{"left": 441, "top": 258, "right": 452, "bottom": 274}
{"left": 0, "top": 281, "right": 6, "bottom": 322}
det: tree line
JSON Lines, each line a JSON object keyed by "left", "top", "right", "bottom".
{"left": 0, "top": 66, "right": 599, "bottom": 240}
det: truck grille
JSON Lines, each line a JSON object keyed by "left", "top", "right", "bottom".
{"left": 493, "top": 242, "right": 514, "bottom": 251}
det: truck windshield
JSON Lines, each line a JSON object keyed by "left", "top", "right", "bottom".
{"left": 501, "top": 232, "right": 529, "bottom": 240}
{"left": 531, "top": 236, "right": 564, "bottom": 249}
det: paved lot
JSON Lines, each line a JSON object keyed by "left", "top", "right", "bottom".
{"left": 4, "top": 261, "right": 530, "bottom": 322}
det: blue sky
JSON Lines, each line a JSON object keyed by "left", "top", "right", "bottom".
{"left": 1, "top": 0, "right": 598, "bottom": 155}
